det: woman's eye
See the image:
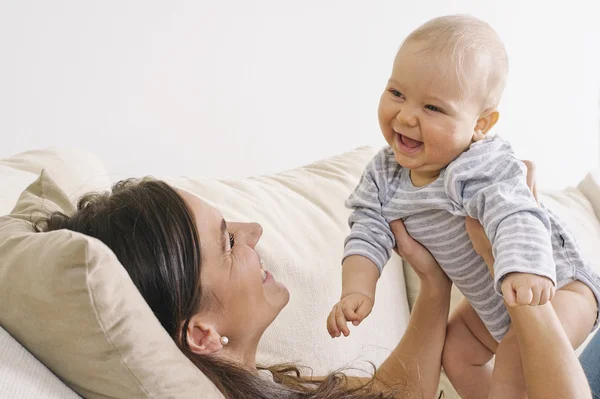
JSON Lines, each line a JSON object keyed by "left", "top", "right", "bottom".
{"left": 229, "top": 232, "right": 235, "bottom": 249}
{"left": 389, "top": 89, "right": 404, "bottom": 98}
{"left": 425, "top": 104, "right": 442, "bottom": 113}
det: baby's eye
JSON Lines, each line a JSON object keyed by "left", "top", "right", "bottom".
{"left": 389, "top": 89, "right": 404, "bottom": 98}
{"left": 229, "top": 232, "right": 235, "bottom": 249}
{"left": 425, "top": 104, "right": 443, "bottom": 113}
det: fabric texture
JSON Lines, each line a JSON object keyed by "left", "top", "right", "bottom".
{"left": 0, "top": 171, "right": 223, "bottom": 399}
{"left": 0, "top": 325, "right": 81, "bottom": 399}
{"left": 0, "top": 147, "right": 112, "bottom": 216}
{"left": 345, "top": 137, "right": 600, "bottom": 340}
{"left": 168, "top": 146, "right": 410, "bottom": 377}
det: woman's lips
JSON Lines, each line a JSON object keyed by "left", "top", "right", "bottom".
{"left": 262, "top": 270, "right": 273, "bottom": 284}
{"left": 260, "top": 258, "right": 273, "bottom": 284}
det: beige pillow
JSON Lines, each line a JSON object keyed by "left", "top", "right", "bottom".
{"left": 0, "top": 148, "right": 113, "bottom": 215}
{"left": 169, "top": 146, "right": 411, "bottom": 377}
{"left": 0, "top": 171, "right": 223, "bottom": 399}
{"left": 579, "top": 169, "right": 600, "bottom": 222}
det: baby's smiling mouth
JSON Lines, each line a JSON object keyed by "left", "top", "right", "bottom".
{"left": 394, "top": 131, "right": 424, "bottom": 154}
{"left": 399, "top": 133, "right": 422, "bottom": 148}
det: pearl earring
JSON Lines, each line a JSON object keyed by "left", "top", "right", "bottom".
{"left": 220, "top": 336, "right": 229, "bottom": 346}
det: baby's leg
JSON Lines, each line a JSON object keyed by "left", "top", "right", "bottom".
{"left": 443, "top": 298, "right": 498, "bottom": 399}
{"left": 488, "top": 280, "right": 598, "bottom": 399}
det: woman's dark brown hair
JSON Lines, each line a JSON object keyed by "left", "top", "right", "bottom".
{"left": 36, "top": 178, "right": 411, "bottom": 399}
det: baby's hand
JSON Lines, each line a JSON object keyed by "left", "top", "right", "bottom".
{"left": 501, "top": 272, "right": 555, "bottom": 307}
{"left": 326, "top": 293, "right": 373, "bottom": 338}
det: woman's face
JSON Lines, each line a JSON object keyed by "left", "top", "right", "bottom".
{"left": 178, "top": 190, "right": 289, "bottom": 344}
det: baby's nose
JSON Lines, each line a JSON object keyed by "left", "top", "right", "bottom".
{"left": 396, "top": 107, "right": 417, "bottom": 127}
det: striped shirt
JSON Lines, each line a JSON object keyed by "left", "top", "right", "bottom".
{"left": 344, "top": 136, "right": 599, "bottom": 340}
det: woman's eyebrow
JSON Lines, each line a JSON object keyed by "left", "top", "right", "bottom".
{"left": 220, "top": 219, "right": 227, "bottom": 253}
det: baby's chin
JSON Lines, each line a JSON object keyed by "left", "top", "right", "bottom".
{"left": 391, "top": 149, "right": 424, "bottom": 170}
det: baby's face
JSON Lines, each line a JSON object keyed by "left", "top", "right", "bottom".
{"left": 378, "top": 40, "right": 482, "bottom": 185}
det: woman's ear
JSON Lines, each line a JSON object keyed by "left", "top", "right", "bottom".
{"left": 185, "top": 314, "right": 225, "bottom": 355}
{"left": 473, "top": 109, "right": 500, "bottom": 142}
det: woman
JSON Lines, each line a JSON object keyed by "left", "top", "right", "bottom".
{"left": 36, "top": 177, "right": 593, "bottom": 399}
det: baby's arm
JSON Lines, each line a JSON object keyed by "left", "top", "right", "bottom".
{"left": 327, "top": 255, "right": 379, "bottom": 337}
{"left": 445, "top": 138, "right": 556, "bottom": 306}
{"left": 327, "top": 150, "right": 396, "bottom": 337}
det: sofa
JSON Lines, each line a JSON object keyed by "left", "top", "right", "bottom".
{"left": 1, "top": 146, "right": 599, "bottom": 398}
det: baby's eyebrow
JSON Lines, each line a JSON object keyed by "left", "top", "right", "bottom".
{"left": 427, "top": 95, "right": 456, "bottom": 112}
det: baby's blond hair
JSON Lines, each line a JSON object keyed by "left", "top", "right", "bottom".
{"left": 403, "top": 14, "right": 508, "bottom": 111}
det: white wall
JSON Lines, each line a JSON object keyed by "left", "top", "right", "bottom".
{"left": 0, "top": 0, "right": 598, "bottom": 189}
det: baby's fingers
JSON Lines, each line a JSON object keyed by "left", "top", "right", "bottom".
{"left": 501, "top": 281, "right": 518, "bottom": 307}
{"left": 539, "top": 287, "right": 551, "bottom": 305}
{"left": 342, "top": 299, "right": 372, "bottom": 326}
{"left": 336, "top": 304, "right": 350, "bottom": 337}
{"left": 327, "top": 306, "right": 340, "bottom": 338}
{"left": 516, "top": 286, "right": 533, "bottom": 306}
{"left": 538, "top": 285, "right": 556, "bottom": 305}
{"left": 530, "top": 286, "right": 542, "bottom": 306}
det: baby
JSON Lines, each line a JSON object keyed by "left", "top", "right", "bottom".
{"left": 327, "top": 15, "right": 600, "bottom": 398}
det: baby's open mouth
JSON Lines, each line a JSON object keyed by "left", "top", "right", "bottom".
{"left": 399, "top": 133, "right": 422, "bottom": 148}
{"left": 395, "top": 132, "right": 423, "bottom": 154}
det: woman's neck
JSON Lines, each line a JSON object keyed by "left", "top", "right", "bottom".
{"left": 220, "top": 333, "right": 261, "bottom": 370}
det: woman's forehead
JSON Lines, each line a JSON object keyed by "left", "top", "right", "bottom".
{"left": 176, "top": 189, "right": 223, "bottom": 251}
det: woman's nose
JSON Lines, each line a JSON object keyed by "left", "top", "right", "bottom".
{"left": 229, "top": 222, "right": 263, "bottom": 248}
{"left": 245, "top": 222, "right": 263, "bottom": 248}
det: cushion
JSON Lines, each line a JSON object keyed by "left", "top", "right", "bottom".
{"left": 579, "top": 169, "right": 600, "bottom": 223}
{"left": 0, "top": 148, "right": 112, "bottom": 216}
{"left": 0, "top": 325, "right": 80, "bottom": 399}
{"left": 168, "top": 146, "right": 411, "bottom": 376}
{"left": 0, "top": 171, "right": 223, "bottom": 399}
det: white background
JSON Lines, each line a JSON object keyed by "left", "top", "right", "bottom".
{"left": 1, "top": 0, "right": 599, "bottom": 188}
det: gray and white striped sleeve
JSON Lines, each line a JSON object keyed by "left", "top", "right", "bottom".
{"left": 445, "top": 137, "right": 556, "bottom": 294}
{"left": 343, "top": 149, "right": 395, "bottom": 274}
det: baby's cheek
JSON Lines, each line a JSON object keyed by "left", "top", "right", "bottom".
{"left": 445, "top": 128, "right": 473, "bottom": 151}
{"left": 428, "top": 133, "right": 469, "bottom": 164}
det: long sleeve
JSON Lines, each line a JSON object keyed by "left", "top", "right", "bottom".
{"left": 343, "top": 148, "right": 396, "bottom": 274}
{"left": 444, "top": 137, "right": 556, "bottom": 294}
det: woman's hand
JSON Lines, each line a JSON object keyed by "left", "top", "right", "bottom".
{"left": 390, "top": 219, "right": 450, "bottom": 286}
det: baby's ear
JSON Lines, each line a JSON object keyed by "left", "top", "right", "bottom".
{"left": 473, "top": 109, "right": 499, "bottom": 142}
